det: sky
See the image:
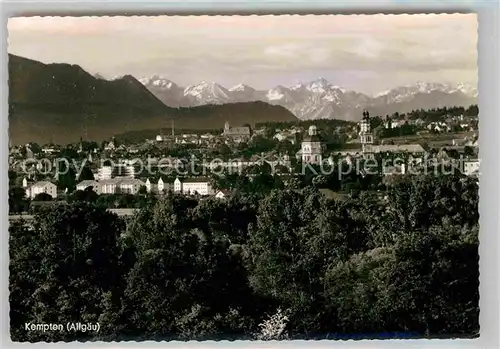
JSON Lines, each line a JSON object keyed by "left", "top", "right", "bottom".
{"left": 8, "top": 14, "right": 477, "bottom": 95}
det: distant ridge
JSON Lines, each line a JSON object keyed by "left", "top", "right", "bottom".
{"left": 8, "top": 54, "right": 297, "bottom": 144}
{"left": 139, "top": 76, "right": 478, "bottom": 121}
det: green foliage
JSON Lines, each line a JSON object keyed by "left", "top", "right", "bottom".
{"left": 10, "top": 202, "right": 125, "bottom": 341}
{"left": 78, "top": 163, "right": 95, "bottom": 181}
{"left": 33, "top": 193, "right": 52, "bottom": 201}
{"left": 9, "top": 187, "right": 29, "bottom": 213}
{"left": 9, "top": 174, "right": 479, "bottom": 340}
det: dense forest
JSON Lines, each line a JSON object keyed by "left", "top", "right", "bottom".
{"left": 9, "top": 172, "right": 479, "bottom": 341}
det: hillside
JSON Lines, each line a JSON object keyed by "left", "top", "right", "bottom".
{"left": 8, "top": 55, "right": 297, "bottom": 144}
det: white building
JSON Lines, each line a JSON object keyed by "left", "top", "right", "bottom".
{"left": 359, "top": 111, "right": 375, "bottom": 159}
{"left": 76, "top": 177, "right": 145, "bottom": 195}
{"left": 296, "top": 125, "right": 323, "bottom": 164}
{"left": 76, "top": 180, "right": 99, "bottom": 192}
{"left": 215, "top": 189, "right": 232, "bottom": 200}
{"left": 117, "top": 178, "right": 145, "bottom": 194}
{"left": 25, "top": 181, "right": 58, "bottom": 199}
{"left": 174, "top": 177, "right": 214, "bottom": 196}
{"left": 104, "top": 140, "right": 116, "bottom": 151}
{"left": 97, "top": 164, "right": 136, "bottom": 180}
{"left": 463, "top": 159, "right": 480, "bottom": 177}
{"left": 145, "top": 177, "right": 171, "bottom": 194}
{"left": 97, "top": 166, "right": 113, "bottom": 180}
{"left": 116, "top": 165, "right": 136, "bottom": 178}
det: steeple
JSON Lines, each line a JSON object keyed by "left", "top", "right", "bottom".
{"left": 359, "top": 110, "right": 374, "bottom": 156}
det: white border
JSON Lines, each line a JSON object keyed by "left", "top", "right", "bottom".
{"left": 1, "top": 1, "right": 498, "bottom": 348}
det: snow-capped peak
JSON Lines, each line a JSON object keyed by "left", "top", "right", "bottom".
{"left": 375, "top": 81, "right": 478, "bottom": 99}
{"left": 139, "top": 75, "right": 178, "bottom": 89}
{"left": 184, "top": 81, "right": 232, "bottom": 104}
{"left": 266, "top": 85, "right": 291, "bottom": 101}
{"left": 291, "top": 83, "right": 305, "bottom": 90}
{"left": 306, "top": 77, "right": 332, "bottom": 93}
{"left": 331, "top": 85, "right": 347, "bottom": 93}
{"left": 455, "top": 82, "right": 478, "bottom": 97}
{"left": 228, "top": 83, "right": 254, "bottom": 92}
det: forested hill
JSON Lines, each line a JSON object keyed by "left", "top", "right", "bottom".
{"left": 8, "top": 54, "right": 297, "bottom": 144}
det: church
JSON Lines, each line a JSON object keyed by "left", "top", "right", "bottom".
{"left": 223, "top": 121, "right": 251, "bottom": 143}
{"left": 296, "top": 125, "right": 324, "bottom": 164}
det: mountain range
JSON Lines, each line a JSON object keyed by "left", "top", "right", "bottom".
{"left": 139, "top": 76, "right": 478, "bottom": 121}
{"left": 8, "top": 54, "right": 297, "bottom": 145}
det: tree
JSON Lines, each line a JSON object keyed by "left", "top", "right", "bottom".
{"left": 121, "top": 196, "right": 258, "bottom": 340}
{"left": 33, "top": 192, "right": 53, "bottom": 201}
{"left": 70, "top": 187, "right": 99, "bottom": 203}
{"left": 9, "top": 202, "right": 126, "bottom": 341}
{"left": 78, "top": 164, "right": 95, "bottom": 181}
{"left": 245, "top": 188, "right": 363, "bottom": 337}
{"left": 9, "top": 170, "right": 18, "bottom": 187}
{"left": 463, "top": 146, "right": 475, "bottom": 157}
{"left": 29, "top": 142, "right": 42, "bottom": 154}
{"left": 56, "top": 162, "right": 77, "bottom": 193}
{"left": 9, "top": 187, "right": 29, "bottom": 213}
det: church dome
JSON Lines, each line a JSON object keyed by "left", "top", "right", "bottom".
{"left": 302, "top": 125, "right": 322, "bottom": 142}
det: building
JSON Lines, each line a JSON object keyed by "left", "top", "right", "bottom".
{"left": 223, "top": 121, "right": 251, "bottom": 143}
{"left": 359, "top": 110, "right": 425, "bottom": 158}
{"left": 373, "top": 144, "right": 426, "bottom": 156}
{"left": 24, "top": 181, "right": 58, "bottom": 199}
{"left": 76, "top": 180, "right": 99, "bottom": 192}
{"left": 463, "top": 159, "right": 480, "bottom": 177}
{"left": 215, "top": 189, "right": 232, "bottom": 200}
{"left": 117, "top": 178, "right": 145, "bottom": 194}
{"left": 174, "top": 177, "right": 214, "bottom": 196}
{"left": 145, "top": 177, "right": 172, "bottom": 194}
{"left": 359, "top": 111, "right": 375, "bottom": 159}
{"left": 97, "top": 166, "right": 113, "bottom": 180}
{"left": 97, "top": 164, "right": 136, "bottom": 180}
{"left": 76, "top": 177, "right": 145, "bottom": 195}
{"left": 296, "top": 125, "right": 323, "bottom": 164}
{"left": 104, "top": 139, "right": 116, "bottom": 151}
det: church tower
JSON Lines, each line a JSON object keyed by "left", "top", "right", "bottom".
{"left": 359, "top": 110, "right": 374, "bottom": 157}
{"left": 298, "top": 125, "right": 323, "bottom": 164}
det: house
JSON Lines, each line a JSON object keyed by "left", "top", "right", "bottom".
{"left": 76, "top": 180, "right": 99, "bottom": 192}
{"left": 97, "top": 166, "right": 113, "bottom": 180}
{"left": 41, "top": 145, "right": 59, "bottom": 155}
{"left": 174, "top": 177, "right": 214, "bottom": 196}
{"left": 78, "top": 177, "right": 145, "bottom": 195}
{"left": 463, "top": 159, "right": 480, "bottom": 177}
{"left": 384, "top": 120, "right": 403, "bottom": 129}
{"left": 427, "top": 122, "right": 451, "bottom": 133}
{"left": 215, "top": 189, "right": 232, "bottom": 200}
{"left": 25, "top": 181, "right": 58, "bottom": 199}
{"left": 296, "top": 125, "right": 324, "bottom": 164}
{"left": 145, "top": 177, "right": 171, "bottom": 194}
{"left": 104, "top": 139, "right": 116, "bottom": 151}
{"left": 97, "top": 164, "right": 135, "bottom": 180}
{"left": 117, "top": 178, "right": 145, "bottom": 194}
{"left": 273, "top": 131, "right": 297, "bottom": 144}
{"left": 128, "top": 145, "right": 139, "bottom": 154}
{"left": 373, "top": 144, "right": 426, "bottom": 156}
